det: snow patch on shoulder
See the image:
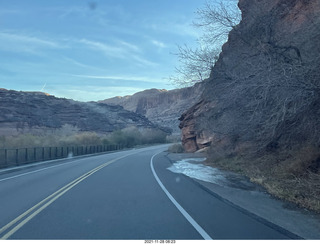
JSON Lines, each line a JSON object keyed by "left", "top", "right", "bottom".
{"left": 167, "top": 158, "right": 227, "bottom": 185}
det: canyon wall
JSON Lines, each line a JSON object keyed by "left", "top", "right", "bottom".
{"left": 100, "top": 82, "right": 204, "bottom": 133}
{"left": 0, "top": 89, "right": 157, "bottom": 135}
{"left": 179, "top": 0, "right": 320, "bottom": 153}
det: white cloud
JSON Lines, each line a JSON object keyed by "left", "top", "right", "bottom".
{"left": 79, "top": 39, "right": 125, "bottom": 59}
{"left": 62, "top": 57, "right": 101, "bottom": 70}
{"left": 70, "top": 74, "right": 163, "bottom": 83}
{"left": 146, "top": 21, "right": 200, "bottom": 39}
{"left": 151, "top": 40, "right": 166, "bottom": 48}
{"left": 58, "top": 6, "right": 88, "bottom": 19}
{"left": 173, "top": 23, "right": 201, "bottom": 38}
{"left": 131, "top": 54, "right": 158, "bottom": 67}
{"left": 118, "top": 40, "right": 141, "bottom": 52}
{"left": 0, "top": 31, "right": 63, "bottom": 54}
{"left": 79, "top": 38, "right": 157, "bottom": 67}
{"left": 49, "top": 85, "right": 143, "bottom": 102}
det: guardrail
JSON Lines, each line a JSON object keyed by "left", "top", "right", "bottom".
{"left": 0, "top": 144, "right": 124, "bottom": 169}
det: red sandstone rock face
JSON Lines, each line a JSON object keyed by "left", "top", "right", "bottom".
{"left": 179, "top": 99, "right": 215, "bottom": 152}
{"left": 179, "top": 101, "right": 201, "bottom": 152}
{"left": 179, "top": 0, "right": 320, "bottom": 152}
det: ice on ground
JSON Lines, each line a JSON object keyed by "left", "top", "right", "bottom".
{"left": 167, "top": 158, "right": 262, "bottom": 191}
{"left": 167, "top": 158, "right": 227, "bottom": 185}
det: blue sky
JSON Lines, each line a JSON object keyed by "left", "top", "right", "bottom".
{"left": 0, "top": 0, "right": 216, "bottom": 101}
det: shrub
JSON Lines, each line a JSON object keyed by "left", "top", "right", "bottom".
{"left": 166, "top": 134, "right": 181, "bottom": 143}
{"left": 0, "top": 125, "right": 169, "bottom": 149}
{"left": 206, "top": 143, "right": 320, "bottom": 212}
{"left": 141, "top": 128, "right": 167, "bottom": 144}
{"left": 168, "top": 143, "right": 184, "bottom": 153}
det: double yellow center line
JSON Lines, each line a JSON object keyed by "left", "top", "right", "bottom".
{"left": 0, "top": 154, "right": 130, "bottom": 240}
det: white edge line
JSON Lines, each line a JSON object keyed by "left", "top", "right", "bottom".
{"left": 0, "top": 160, "right": 78, "bottom": 182}
{"left": 150, "top": 152, "right": 213, "bottom": 240}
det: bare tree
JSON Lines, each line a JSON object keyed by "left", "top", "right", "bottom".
{"left": 194, "top": 0, "right": 241, "bottom": 44}
{"left": 169, "top": 0, "right": 241, "bottom": 87}
{"left": 168, "top": 45, "right": 219, "bottom": 87}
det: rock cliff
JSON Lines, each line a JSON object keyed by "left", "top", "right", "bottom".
{"left": 100, "top": 82, "right": 204, "bottom": 133}
{"left": 0, "top": 88, "right": 156, "bottom": 135}
{"left": 179, "top": 0, "right": 320, "bottom": 153}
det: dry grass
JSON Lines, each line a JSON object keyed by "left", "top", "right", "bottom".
{"left": 0, "top": 125, "right": 168, "bottom": 149}
{"left": 207, "top": 144, "right": 320, "bottom": 212}
{"left": 168, "top": 143, "right": 185, "bottom": 153}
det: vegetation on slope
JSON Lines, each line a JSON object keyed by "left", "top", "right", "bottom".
{"left": 0, "top": 125, "right": 168, "bottom": 149}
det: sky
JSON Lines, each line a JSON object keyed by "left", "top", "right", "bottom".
{"left": 0, "top": 0, "right": 213, "bottom": 102}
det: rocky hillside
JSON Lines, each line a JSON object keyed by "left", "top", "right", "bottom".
{"left": 0, "top": 88, "right": 156, "bottom": 135}
{"left": 180, "top": 0, "right": 320, "bottom": 153}
{"left": 179, "top": 0, "right": 320, "bottom": 211}
{"left": 100, "top": 82, "right": 204, "bottom": 133}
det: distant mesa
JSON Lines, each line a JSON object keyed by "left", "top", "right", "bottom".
{"left": 99, "top": 84, "right": 204, "bottom": 134}
{"left": 0, "top": 88, "right": 160, "bottom": 136}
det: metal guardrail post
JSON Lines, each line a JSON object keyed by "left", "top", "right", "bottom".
{"left": 4, "top": 149, "right": 7, "bottom": 166}
{"left": 15, "top": 149, "right": 19, "bottom": 165}
{"left": 25, "top": 148, "right": 28, "bottom": 163}
{"left": 42, "top": 147, "right": 45, "bottom": 161}
{"left": 0, "top": 143, "right": 126, "bottom": 170}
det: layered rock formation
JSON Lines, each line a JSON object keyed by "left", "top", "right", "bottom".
{"left": 100, "top": 82, "right": 204, "bottom": 133}
{"left": 0, "top": 88, "right": 156, "bottom": 135}
{"left": 180, "top": 0, "right": 320, "bottom": 152}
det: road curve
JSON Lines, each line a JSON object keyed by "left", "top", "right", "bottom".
{"left": 0, "top": 144, "right": 297, "bottom": 240}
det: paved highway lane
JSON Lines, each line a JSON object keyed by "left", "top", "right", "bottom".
{"left": 0, "top": 145, "right": 297, "bottom": 240}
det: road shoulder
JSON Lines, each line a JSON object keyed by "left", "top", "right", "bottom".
{"left": 165, "top": 152, "right": 320, "bottom": 240}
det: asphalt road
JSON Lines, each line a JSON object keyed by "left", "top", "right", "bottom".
{"left": 0, "top": 144, "right": 297, "bottom": 240}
